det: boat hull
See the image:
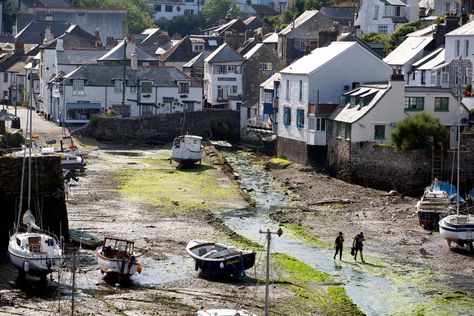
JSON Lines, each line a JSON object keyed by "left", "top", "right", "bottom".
{"left": 69, "top": 229, "right": 103, "bottom": 248}
{"left": 194, "top": 252, "right": 256, "bottom": 277}
{"left": 96, "top": 252, "right": 140, "bottom": 276}
{"left": 439, "top": 215, "right": 474, "bottom": 242}
{"left": 8, "top": 234, "right": 65, "bottom": 276}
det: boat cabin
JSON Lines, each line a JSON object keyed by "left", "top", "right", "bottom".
{"left": 101, "top": 237, "right": 135, "bottom": 259}
{"left": 173, "top": 135, "right": 202, "bottom": 151}
{"left": 16, "top": 233, "right": 57, "bottom": 253}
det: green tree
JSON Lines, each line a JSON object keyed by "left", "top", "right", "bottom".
{"left": 390, "top": 21, "right": 421, "bottom": 46}
{"left": 201, "top": 0, "right": 241, "bottom": 27}
{"left": 361, "top": 32, "right": 393, "bottom": 55}
{"left": 391, "top": 112, "right": 448, "bottom": 151}
{"left": 156, "top": 15, "right": 204, "bottom": 37}
{"left": 73, "top": 0, "right": 155, "bottom": 34}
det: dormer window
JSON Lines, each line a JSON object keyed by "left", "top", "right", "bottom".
{"left": 72, "top": 79, "right": 85, "bottom": 96}
{"left": 192, "top": 44, "right": 204, "bottom": 53}
{"left": 178, "top": 81, "right": 190, "bottom": 94}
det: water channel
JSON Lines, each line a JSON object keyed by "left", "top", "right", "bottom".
{"left": 221, "top": 149, "right": 426, "bottom": 316}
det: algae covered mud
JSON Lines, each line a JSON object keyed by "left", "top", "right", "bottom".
{"left": 222, "top": 148, "right": 474, "bottom": 316}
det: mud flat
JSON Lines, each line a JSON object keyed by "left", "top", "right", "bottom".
{"left": 0, "top": 144, "right": 363, "bottom": 315}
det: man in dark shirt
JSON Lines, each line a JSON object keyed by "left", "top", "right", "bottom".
{"left": 353, "top": 232, "right": 366, "bottom": 262}
{"left": 333, "top": 232, "right": 344, "bottom": 260}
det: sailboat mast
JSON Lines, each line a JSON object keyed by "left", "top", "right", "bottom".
{"left": 457, "top": 62, "right": 462, "bottom": 216}
{"left": 27, "top": 67, "right": 33, "bottom": 212}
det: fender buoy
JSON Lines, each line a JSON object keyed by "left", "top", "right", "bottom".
{"left": 23, "top": 261, "right": 30, "bottom": 272}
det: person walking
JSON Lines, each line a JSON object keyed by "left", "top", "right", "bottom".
{"left": 64, "top": 179, "right": 70, "bottom": 202}
{"left": 352, "top": 232, "right": 366, "bottom": 262}
{"left": 333, "top": 232, "right": 344, "bottom": 260}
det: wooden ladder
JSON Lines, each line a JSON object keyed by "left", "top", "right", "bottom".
{"left": 432, "top": 144, "right": 444, "bottom": 181}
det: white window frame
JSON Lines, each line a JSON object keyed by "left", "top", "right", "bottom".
{"left": 114, "top": 79, "right": 123, "bottom": 92}
{"left": 465, "top": 40, "right": 469, "bottom": 57}
{"left": 141, "top": 81, "right": 153, "bottom": 94}
{"left": 373, "top": 5, "right": 379, "bottom": 20}
{"left": 455, "top": 40, "right": 460, "bottom": 57}
{"left": 378, "top": 25, "right": 388, "bottom": 34}
{"left": 259, "top": 62, "right": 273, "bottom": 71}
{"left": 178, "top": 81, "right": 190, "bottom": 94}
{"left": 72, "top": 79, "right": 85, "bottom": 96}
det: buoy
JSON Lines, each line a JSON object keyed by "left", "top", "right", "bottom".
{"left": 219, "top": 262, "right": 224, "bottom": 269}
{"left": 137, "top": 263, "right": 142, "bottom": 274}
{"left": 23, "top": 261, "right": 30, "bottom": 272}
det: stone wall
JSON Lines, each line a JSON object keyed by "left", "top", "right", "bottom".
{"left": 350, "top": 142, "right": 431, "bottom": 193}
{"left": 277, "top": 136, "right": 308, "bottom": 164}
{"left": 327, "top": 137, "right": 351, "bottom": 180}
{"left": 443, "top": 133, "right": 474, "bottom": 194}
{"left": 0, "top": 156, "right": 68, "bottom": 252}
{"left": 81, "top": 110, "right": 241, "bottom": 142}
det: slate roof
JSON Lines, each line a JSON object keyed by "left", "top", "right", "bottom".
{"left": 331, "top": 83, "right": 390, "bottom": 124}
{"left": 279, "top": 10, "right": 318, "bottom": 35}
{"left": 98, "top": 41, "right": 156, "bottom": 62}
{"left": 319, "top": 7, "right": 356, "bottom": 26}
{"left": 208, "top": 19, "right": 247, "bottom": 36}
{"left": 64, "top": 65, "right": 200, "bottom": 87}
{"left": 383, "top": 35, "right": 433, "bottom": 66}
{"left": 15, "top": 20, "right": 70, "bottom": 44}
{"left": 237, "top": 37, "right": 259, "bottom": 56}
{"left": 250, "top": 5, "right": 279, "bottom": 16}
{"left": 57, "top": 50, "right": 103, "bottom": 65}
{"left": 183, "top": 50, "right": 212, "bottom": 69}
{"left": 41, "top": 24, "right": 99, "bottom": 50}
{"left": 412, "top": 47, "right": 444, "bottom": 69}
{"left": 20, "top": 0, "right": 71, "bottom": 9}
{"left": 382, "top": 0, "right": 406, "bottom": 6}
{"left": 6, "top": 56, "right": 35, "bottom": 76}
{"left": 204, "top": 43, "right": 244, "bottom": 63}
{"left": 281, "top": 41, "right": 357, "bottom": 75}
{"left": 260, "top": 72, "right": 281, "bottom": 89}
{"left": 159, "top": 36, "right": 223, "bottom": 62}
{"left": 446, "top": 20, "right": 474, "bottom": 36}
{"left": 243, "top": 16, "right": 272, "bottom": 32}
{"left": 243, "top": 43, "right": 265, "bottom": 59}
{"left": 263, "top": 32, "right": 278, "bottom": 44}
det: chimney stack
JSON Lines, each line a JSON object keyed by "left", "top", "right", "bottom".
{"left": 56, "top": 38, "right": 64, "bottom": 51}
{"left": 131, "top": 51, "right": 138, "bottom": 70}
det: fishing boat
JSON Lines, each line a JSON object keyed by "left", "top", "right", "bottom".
{"left": 416, "top": 179, "right": 452, "bottom": 230}
{"left": 61, "top": 154, "right": 86, "bottom": 171}
{"left": 69, "top": 228, "right": 104, "bottom": 248}
{"left": 171, "top": 135, "right": 203, "bottom": 167}
{"left": 96, "top": 237, "right": 142, "bottom": 280}
{"left": 8, "top": 78, "right": 65, "bottom": 281}
{"left": 186, "top": 240, "right": 256, "bottom": 278}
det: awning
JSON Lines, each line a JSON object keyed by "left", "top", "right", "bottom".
{"left": 162, "top": 97, "right": 174, "bottom": 102}
{"left": 66, "top": 102, "right": 101, "bottom": 109}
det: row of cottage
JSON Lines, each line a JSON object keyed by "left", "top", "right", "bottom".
{"left": 1, "top": 6, "right": 474, "bottom": 179}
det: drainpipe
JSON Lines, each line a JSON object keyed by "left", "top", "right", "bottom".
{"left": 155, "top": 84, "right": 158, "bottom": 115}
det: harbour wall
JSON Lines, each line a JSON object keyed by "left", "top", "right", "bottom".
{"left": 80, "top": 110, "right": 241, "bottom": 143}
{"left": 0, "top": 156, "right": 68, "bottom": 252}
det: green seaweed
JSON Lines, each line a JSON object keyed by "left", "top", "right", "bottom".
{"left": 283, "top": 224, "right": 331, "bottom": 248}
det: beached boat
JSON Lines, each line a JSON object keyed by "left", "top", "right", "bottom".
{"left": 439, "top": 214, "right": 474, "bottom": 251}
{"left": 69, "top": 229, "right": 103, "bottom": 248}
{"left": 61, "top": 155, "right": 85, "bottom": 171}
{"left": 8, "top": 83, "right": 65, "bottom": 281}
{"left": 186, "top": 240, "right": 256, "bottom": 278}
{"left": 416, "top": 180, "right": 452, "bottom": 230}
{"left": 96, "top": 237, "right": 142, "bottom": 279}
{"left": 171, "top": 135, "right": 203, "bottom": 167}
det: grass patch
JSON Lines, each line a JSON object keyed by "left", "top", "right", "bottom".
{"left": 271, "top": 157, "right": 290, "bottom": 164}
{"left": 271, "top": 253, "right": 363, "bottom": 315}
{"left": 283, "top": 224, "right": 331, "bottom": 248}
{"left": 117, "top": 152, "right": 242, "bottom": 214}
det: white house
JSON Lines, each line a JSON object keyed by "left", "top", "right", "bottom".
{"left": 203, "top": 43, "right": 244, "bottom": 111}
{"left": 150, "top": 0, "right": 202, "bottom": 21}
{"left": 419, "top": 0, "right": 462, "bottom": 16}
{"left": 60, "top": 63, "right": 202, "bottom": 124}
{"left": 276, "top": 41, "right": 392, "bottom": 163}
{"left": 355, "top": 0, "right": 419, "bottom": 35}
{"left": 383, "top": 24, "right": 436, "bottom": 78}
{"left": 330, "top": 73, "right": 468, "bottom": 149}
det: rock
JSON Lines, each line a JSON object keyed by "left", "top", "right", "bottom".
{"left": 388, "top": 190, "right": 398, "bottom": 196}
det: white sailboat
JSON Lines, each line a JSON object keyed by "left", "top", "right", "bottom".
{"left": 171, "top": 134, "right": 204, "bottom": 167}
{"left": 438, "top": 70, "right": 474, "bottom": 251}
{"left": 8, "top": 72, "right": 65, "bottom": 281}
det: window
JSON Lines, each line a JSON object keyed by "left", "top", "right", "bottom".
{"left": 445, "top": 3, "right": 450, "bottom": 13}
{"left": 345, "top": 123, "right": 350, "bottom": 140}
{"left": 259, "top": 62, "right": 273, "bottom": 71}
{"left": 3, "top": 72, "right": 7, "bottom": 82}
{"left": 192, "top": 44, "right": 204, "bottom": 52}
{"left": 184, "top": 9, "right": 194, "bottom": 15}
{"left": 421, "top": 70, "right": 426, "bottom": 85}
{"left": 141, "top": 81, "right": 153, "bottom": 94}
{"left": 404, "top": 97, "right": 424, "bottom": 111}
{"left": 455, "top": 40, "right": 460, "bottom": 57}
{"left": 283, "top": 107, "right": 291, "bottom": 125}
{"left": 165, "top": 5, "right": 173, "bottom": 12}
{"left": 236, "top": 102, "right": 241, "bottom": 111}
{"left": 227, "top": 65, "right": 241, "bottom": 74}
{"left": 286, "top": 80, "right": 289, "bottom": 99}
{"left": 327, "top": 120, "right": 333, "bottom": 137}
{"left": 309, "top": 117, "right": 316, "bottom": 130}
{"left": 264, "top": 91, "right": 272, "bottom": 103}
{"left": 309, "top": 117, "right": 326, "bottom": 131}
{"left": 373, "top": 5, "right": 379, "bottom": 20}
{"left": 114, "top": 80, "right": 123, "bottom": 92}
{"left": 336, "top": 122, "right": 343, "bottom": 138}
{"left": 178, "top": 81, "right": 190, "bottom": 94}
{"left": 72, "top": 79, "right": 84, "bottom": 95}
{"left": 230, "top": 85, "right": 238, "bottom": 94}
{"left": 214, "top": 65, "right": 227, "bottom": 74}
{"left": 374, "top": 125, "right": 385, "bottom": 140}
{"left": 155, "top": 4, "right": 161, "bottom": 12}
{"left": 298, "top": 80, "right": 303, "bottom": 100}
{"left": 296, "top": 109, "right": 304, "bottom": 128}
{"left": 142, "top": 105, "right": 153, "bottom": 116}
{"left": 465, "top": 40, "right": 470, "bottom": 57}
{"left": 435, "top": 97, "right": 449, "bottom": 112}
{"left": 378, "top": 25, "right": 388, "bottom": 34}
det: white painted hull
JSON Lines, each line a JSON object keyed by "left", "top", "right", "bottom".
{"left": 8, "top": 233, "right": 65, "bottom": 275}
{"left": 96, "top": 253, "right": 140, "bottom": 275}
{"left": 171, "top": 147, "right": 203, "bottom": 164}
{"left": 439, "top": 215, "right": 474, "bottom": 241}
